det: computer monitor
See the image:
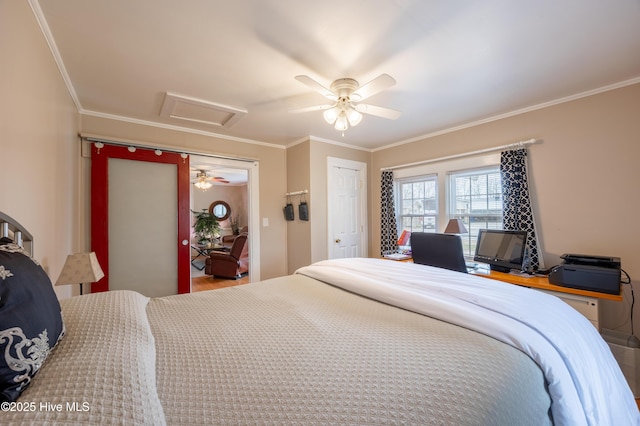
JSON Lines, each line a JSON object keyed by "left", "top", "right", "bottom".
{"left": 410, "top": 232, "right": 468, "bottom": 273}
{"left": 474, "top": 229, "right": 527, "bottom": 273}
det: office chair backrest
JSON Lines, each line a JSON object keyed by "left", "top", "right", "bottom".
{"left": 410, "top": 232, "right": 468, "bottom": 273}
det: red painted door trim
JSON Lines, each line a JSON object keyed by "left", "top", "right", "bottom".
{"left": 90, "top": 144, "right": 191, "bottom": 294}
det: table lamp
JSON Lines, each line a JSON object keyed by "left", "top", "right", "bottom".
{"left": 56, "top": 252, "right": 104, "bottom": 295}
{"left": 444, "top": 219, "right": 468, "bottom": 234}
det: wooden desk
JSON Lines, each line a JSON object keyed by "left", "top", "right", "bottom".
{"left": 388, "top": 257, "right": 622, "bottom": 301}
{"left": 469, "top": 269, "right": 622, "bottom": 330}
{"left": 384, "top": 257, "right": 622, "bottom": 330}
{"left": 469, "top": 269, "right": 622, "bottom": 302}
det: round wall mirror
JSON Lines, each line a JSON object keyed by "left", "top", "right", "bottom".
{"left": 209, "top": 200, "right": 231, "bottom": 221}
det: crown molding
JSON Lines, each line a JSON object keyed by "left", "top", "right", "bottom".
{"left": 373, "top": 76, "right": 640, "bottom": 152}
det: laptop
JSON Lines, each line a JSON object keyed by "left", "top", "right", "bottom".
{"left": 410, "top": 232, "right": 468, "bottom": 273}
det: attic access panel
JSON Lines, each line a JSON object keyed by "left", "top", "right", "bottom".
{"left": 160, "top": 92, "right": 247, "bottom": 128}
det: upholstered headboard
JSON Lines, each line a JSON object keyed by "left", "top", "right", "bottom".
{"left": 0, "top": 211, "right": 33, "bottom": 255}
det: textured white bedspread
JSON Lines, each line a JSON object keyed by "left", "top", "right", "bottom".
{"left": 148, "top": 272, "right": 552, "bottom": 425}
{"left": 7, "top": 258, "right": 637, "bottom": 425}
{"left": 296, "top": 258, "right": 639, "bottom": 426}
{"left": 3, "top": 290, "right": 166, "bottom": 425}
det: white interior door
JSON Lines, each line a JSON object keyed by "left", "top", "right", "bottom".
{"left": 327, "top": 157, "right": 367, "bottom": 259}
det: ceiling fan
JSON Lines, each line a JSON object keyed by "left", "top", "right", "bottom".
{"left": 291, "top": 73, "right": 401, "bottom": 133}
{"left": 192, "top": 170, "right": 229, "bottom": 190}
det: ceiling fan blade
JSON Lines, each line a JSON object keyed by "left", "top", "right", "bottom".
{"left": 288, "top": 104, "right": 333, "bottom": 114}
{"left": 295, "top": 75, "right": 337, "bottom": 100}
{"left": 354, "top": 103, "right": 401, "bottom": 120}
{"left": 210, "top": 176, "right": 230, "bottom": 184}
{"left": 352, "top": 74, "right": 396, "bottom": 101}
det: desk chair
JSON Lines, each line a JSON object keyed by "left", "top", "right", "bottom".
{"left": 410, "top": 232, "right": 468, "bottom": 273}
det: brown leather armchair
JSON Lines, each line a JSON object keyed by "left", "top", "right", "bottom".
{"left": 222, "top": 226, "right": 248, "bottom": 248}
{"left": 205, "top": 233, "right": 248, "bottom": 278}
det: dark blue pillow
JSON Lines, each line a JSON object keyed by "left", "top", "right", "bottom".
{"left": 0, "top": 243, "right": 65, "bottom": 402}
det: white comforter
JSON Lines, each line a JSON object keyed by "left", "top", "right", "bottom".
{"left": 296, "top": 258, "right": 639, "bottom": 426}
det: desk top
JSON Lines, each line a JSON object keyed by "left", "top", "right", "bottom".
{"left": 469, "top": 269, "right": 623, "bottom": 301}
{"left": 382, "top": 256, "right": 623, "bottom": 301}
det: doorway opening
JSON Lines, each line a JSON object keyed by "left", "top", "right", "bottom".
{"left": 189, "top": 155, "right": 260, "bottom": 290}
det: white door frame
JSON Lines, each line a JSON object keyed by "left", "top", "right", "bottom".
{"left": 327, "top": 157, "right": 368, "bottom": 259}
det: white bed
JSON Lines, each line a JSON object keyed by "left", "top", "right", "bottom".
{"left": 1, "top": 212, "right": 638, "bottom": 425}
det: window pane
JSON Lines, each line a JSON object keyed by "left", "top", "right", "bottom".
{"left": 424, "top": 199, "right": 437, "bottom": 213}
{"left": 449, "top": 167, "right": 502, "bottom": 257}
{"left": 396, "top": 175, "right": 438, "bottom": 239}
{"left": 412, "top": 199, "right": 424, "bottom": 215}
{"left": 425, "top": 180, "right": 436, "bottom": 198}
{"left": 402, "top": 200, "right": 412, "bottom": 215}
{"left": 401, "top": 183, "right": 412, "bottom": 199}
{"left": 413, "top": 182, "right": 424, "bottom": 199}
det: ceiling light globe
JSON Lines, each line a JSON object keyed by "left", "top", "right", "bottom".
{"left": 194, "top": 179, "right": 213, "bottom": 190}
{"left": 323, "top": 107, "right": 340, "bottom": 124}
{"left": 346, "top": 108, "right": 363, "bottom": 126}
{"left": 334, "top": 113, "right": 349, "bottom": 131}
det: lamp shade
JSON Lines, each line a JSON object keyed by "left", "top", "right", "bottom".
{"left": 444, "top": 219, "right": 468, "bottom": 234}
{"left": 56, "top": 252, "right": 104, "bottom": 286}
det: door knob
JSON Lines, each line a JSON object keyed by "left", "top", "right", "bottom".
{"left": 335, "top": 239, "right": 341, "bottom": 243}
{"left": 181, "top": 239, "right": 189, "bottom": 246}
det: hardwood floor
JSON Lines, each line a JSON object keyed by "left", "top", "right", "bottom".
{"left": 192, "top": 273, "right": 250, "bottom": 292}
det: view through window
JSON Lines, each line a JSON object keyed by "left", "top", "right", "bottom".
{"left": 397, "top": 175, "right": 437, "bottom": 246}
{"left": 448, "top": 167, "right": 502, "bottom": 256}
{"left": 395, "top": 165, "right": 502, "bottom": 257}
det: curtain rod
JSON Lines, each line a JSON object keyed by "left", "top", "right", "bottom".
{"left": 381, "top": 138, "right": 540, "bottom": 171}
{"left": 82, "top": 135, "right": 257, "bottom": 164}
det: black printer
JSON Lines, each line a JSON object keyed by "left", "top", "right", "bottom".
{"left": 548, "top": 253, "right": 621, "bottom": 294}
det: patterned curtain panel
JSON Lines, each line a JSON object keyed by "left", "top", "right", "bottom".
{"left": 380, "top": 170, "right": 399, "bottom": 255}
{"left": 500, "top": 148, "right": 543, "bottom": 271}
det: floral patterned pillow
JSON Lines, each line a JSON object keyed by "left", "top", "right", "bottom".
{"left": 0, "top": 241, "right": 65, "bottom": 402}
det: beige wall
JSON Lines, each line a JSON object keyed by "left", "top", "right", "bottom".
{"left": 372, "top": 83, "right": 640, "bottom": 333}
{"left": 286, "top": 140, "right": 312, "bottom": 273}
{"left": 192, "top": 184, "right": 248, "bottom": 236}
{"left": 285, "top": 138, "right": 371, "bottom": 273}
{"left": 0, "top": 0, "right": 80, "bottom": 299}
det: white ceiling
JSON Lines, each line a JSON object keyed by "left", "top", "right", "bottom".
{"left": 190, "top": 156, "right": 248, "bottom": 186}
{"left": 33, "top": 0, "right": 640, "bottom": 151}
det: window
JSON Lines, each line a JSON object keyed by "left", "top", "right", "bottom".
{"left": 448, "top": 167, "right": 502, "bottom": 257}
{"left": 393, "top": 153, "right": 502, "bottom": 258}
{"left": 397, "top": 175, "right": 438, "bottom": 237}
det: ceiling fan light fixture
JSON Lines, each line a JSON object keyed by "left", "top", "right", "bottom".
{"left": 334, "top": 112, "right": 349, "bottom": 131}
{"left": 293, "top": 73, "right": 399, "bottom": 134}
{"left": 194, "top": 170, "right": 213, "bottom": 191}
{"left": 194, "top": 179, "right": 213, "bottom": 191}
{"left": 324, "top": 102, "right": 362, "bottom": 131}
{"left": 346, "top": 107, "right": 362, "bottom": 126}
{"left": 323, "top": 106, "right": 341, "bottom": 124}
